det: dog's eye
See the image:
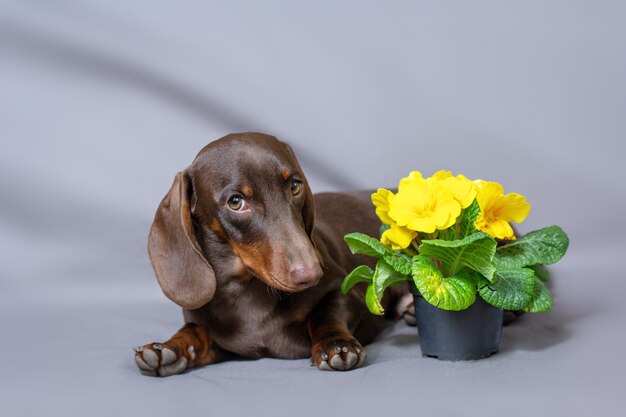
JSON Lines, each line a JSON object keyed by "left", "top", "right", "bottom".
{"left": 227, "top": 194, "right": 247, "bottom": 212}
{"left": 290, "top": 180, "right": 302, "bottom": 196}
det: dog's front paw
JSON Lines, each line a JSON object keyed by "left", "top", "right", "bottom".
{"left": 134, "top": 342, "right": 195, "bottom": 377}
{"left": 312, "top": 338, "right": 366, "bottom": 371}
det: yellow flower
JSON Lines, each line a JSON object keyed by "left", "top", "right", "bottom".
{"left": 473, "top": 179, "right": 487, "bottom": 189}
{"left": 389, "top": 177, "right": 461, "bottom": 233}
{"left": 435, "top": 173, "right": 477, "bottom": 209}
{"left": 381, "top": 225, "right": 417, "bottom": 250}
{"left": 430, "top": 170, "right": 453, "bottom": 180}
{"left": 398, "top": 171, "right": 424, "bottom": 192}
{"left": 475, "top": 181, "right": 530, "bottom": 240}
{"left": 371, "top": 188, "right": 416, "bottom": 249}
{"left": 371, "top": 188, "right": 395, "bottom": 225}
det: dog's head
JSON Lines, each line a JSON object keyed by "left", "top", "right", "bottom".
{"left": 147, "top": 133, "right": 323, "bottom": 309}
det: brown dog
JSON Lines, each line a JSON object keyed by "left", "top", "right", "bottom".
{"left": 134, "top": 133, "right": 405, "bottom": 376}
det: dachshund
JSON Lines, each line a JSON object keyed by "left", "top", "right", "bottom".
{"left": 133, "top": 133, "right": 407, "bottom": 376}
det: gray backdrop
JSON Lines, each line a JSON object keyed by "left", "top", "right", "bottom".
{"left": 1, "top": 1, "right": 625, "bottom": 416}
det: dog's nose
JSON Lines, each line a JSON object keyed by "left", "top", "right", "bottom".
{"left": 289, "top": 265, "right": 323, "bottom": 288}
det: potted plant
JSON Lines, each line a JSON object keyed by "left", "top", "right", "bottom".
{"left": 341, "top": 170, "right": 569, "bottom": 361}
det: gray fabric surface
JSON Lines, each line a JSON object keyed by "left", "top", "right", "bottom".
{"left": 1, "top": 1, "right": 625, "bottom": 416}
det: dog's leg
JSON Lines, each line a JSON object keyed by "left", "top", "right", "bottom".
{"left": 134, "top": 323, "right": 224, "bottom": 377}
{"left": 308, "top": 292, "right": 368, "bottom": 371}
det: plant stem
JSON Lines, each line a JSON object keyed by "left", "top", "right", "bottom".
{"left": 404, "top": 246, "right": 417, "bottom": 257}
{"left": 411, "top": 240, "right": 420, "bottom": 254}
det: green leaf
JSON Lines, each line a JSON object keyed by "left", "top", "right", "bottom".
{"left": 477, "top": 268, "right": 535, "bottom": 310}
{"left": 344, "top": 232, "right": 412, "bottom": 275}
{"left": 526, "top": 277, "right": 553, "bottom": 312}
{"left": 344, "top": 232, "right": 387, "bottom": 258}
{"left": 379, "top": 223, "right": 390, "bottom": 237}
{"left": 495, "top": 226, "right": 569, "bottom": 269}
{"left": 373, "top": 258, "right": 408, "bottom": 294}
{"left": 411, "top": 257, "right": 476, "bottom": 311}
{"left": 419, "top": 231, "right": 497, "bottom": 282}
{"left": 341, "top": 265, "right": 374, "bottom": 294}
{"left": 437, "top": 227, "right": 458, "bottom": 241}
{"left": 383, "top": 252, "right": 412, "bottom": 275}
{"left": 459, "top": 199, "right": 480, "bottom": 238}
{"left": 366, "top": 259, "right": 409, "bottom": 315}
{"left": 532, "top": 264, "right": 551, "bottom": 282}
{"left": 365, "top": 284, "right": 384, "bottom": 315}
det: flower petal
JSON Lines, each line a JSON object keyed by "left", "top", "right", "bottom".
{"left": 487, "top": 220, "right": 516, "bottom": 240}
{"left": 392, "top": 179, "right": 461, "bottom": 233}
{"left": 407, "top": 217, "right": 437, "bottom": 233}
{"left": 474, "top": 180, "right": 528, "bottom": 240}
{"left": 371, "top": 188, "right": 395, "bottom": 225}
{"left": 476, "top": 181, "right": 505, "bottom": 210}
{"left": 381, "top": 225, "right": 416, "bottom": 250}
{"left": 430, "top": 170, "right": 453, "bottom": 180}
{"left": 441, "top": 175, "right": 477, "bottom": 209}
{"left": 498, "top": 193, "right": 531, "bottom": 223}
{"left": 398, "top": 171, "right": 423, "bottom": 193}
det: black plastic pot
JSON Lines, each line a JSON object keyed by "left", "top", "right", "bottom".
{"left": 410, "top": 283, "right": 504, "bottom": 361}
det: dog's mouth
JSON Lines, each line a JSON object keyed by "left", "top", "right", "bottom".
{"left": 248, "top": 268, "right": 315, "bottom": 293}
{"left": 267, "top": 273, "right": 311, "bottom": 293}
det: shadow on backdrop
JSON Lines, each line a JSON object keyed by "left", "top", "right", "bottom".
{"left": 0, "top": 18, "right": 360, "bottom": 190}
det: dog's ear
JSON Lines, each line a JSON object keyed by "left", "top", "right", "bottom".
{"left": 147, "top": 171, "right": 216, "bottom": 309}
{"left": 282, "top": 142, "right": 315, "bottom": 237}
